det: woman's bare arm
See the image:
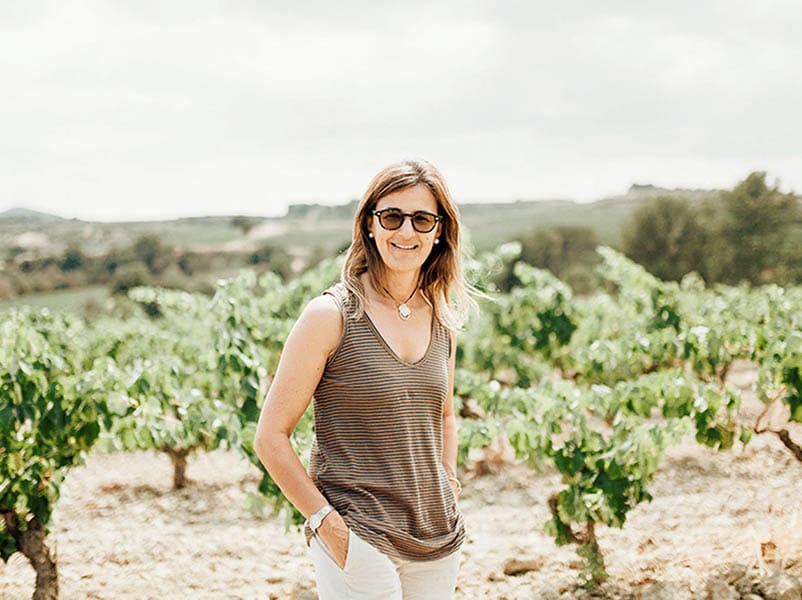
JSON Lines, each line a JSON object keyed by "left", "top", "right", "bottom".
{"left": 252, "top": 294, "right": 350, "bottom": 566}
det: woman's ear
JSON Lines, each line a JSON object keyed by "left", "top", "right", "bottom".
{"left": 366, "top": 214, "right": 376, "bottom": 240}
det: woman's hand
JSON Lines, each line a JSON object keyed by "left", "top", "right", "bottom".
{"left": 317, "top": 510, "right": 350, "bottom": 569}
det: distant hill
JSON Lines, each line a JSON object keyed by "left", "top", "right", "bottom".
{"left": 0, "top": 207, "right": 66, "bottom": 222}
{"left": 600, "top": 183, "right": 721, "bottom": 205}
{"left": 452, "top": 185, "right": 732, "bottom": 249}
{"left": 8, "top": 182, "right": 795, "bottom": 256}
{"left": 0, "top": 184, "right": 730, "bottom": 258}
{"left": 286, "top": 199, "right": 360, "bottom": 220}
{"left": 0, "top": 183, "right": 717, "bottom": 226}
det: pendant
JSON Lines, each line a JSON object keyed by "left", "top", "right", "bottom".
{"left": 398, "top": 303, "right": 411, "bottom": 320}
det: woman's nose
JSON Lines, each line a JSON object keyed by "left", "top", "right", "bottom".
{"left": 398, "top": 216, "right": 416, "bottom": 235}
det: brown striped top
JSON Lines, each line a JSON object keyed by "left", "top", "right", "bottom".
{"left": 303, "top": 282, "right": 465, "bottom": 561}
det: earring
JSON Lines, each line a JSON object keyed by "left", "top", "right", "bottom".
{"left": 368, "top": 232, "right": 374, "bottom": 238}
{"left": 434, "top": 238, "right": 439, "bottom": 244}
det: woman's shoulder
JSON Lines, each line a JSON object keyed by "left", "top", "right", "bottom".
{"left": 322, "top": 281, "right": 347, "bottom": 301}
{"left": 301, "top": 281, "right": 357, "bottom": 328}
{"left": 304, "top": 292, "right": 341, "bottom": 317}
{"left": 322, "top": 281, "right": 358, "bottom": 314}
{"left": 293, "top": 293, "right": 344, "bottom": 357}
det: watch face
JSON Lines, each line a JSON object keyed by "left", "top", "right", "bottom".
{"left": 310, "top": 505, "right": 331, "bottom": 531}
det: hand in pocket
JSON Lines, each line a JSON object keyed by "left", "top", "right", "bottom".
{"left": 318, "top": 510, "right": 350, "bottom": 569}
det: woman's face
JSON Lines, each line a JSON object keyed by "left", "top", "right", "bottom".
{"left": 369, "top": 184, "right": 442, "bottom": 276}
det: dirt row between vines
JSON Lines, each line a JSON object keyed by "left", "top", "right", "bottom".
{"left": 3, "top": 369, "right": 802, "bottom": 599}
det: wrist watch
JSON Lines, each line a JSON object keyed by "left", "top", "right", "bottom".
{"left": 309, "top": 504, "right": 334, "bottom": 533}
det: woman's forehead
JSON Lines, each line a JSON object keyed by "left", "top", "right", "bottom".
{"left": 374, "top": 184, "right": 438, "bottom": 212}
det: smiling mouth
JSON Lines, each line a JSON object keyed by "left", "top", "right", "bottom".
{"left": 391, "top": 242, "right": 418, "bottom": 250}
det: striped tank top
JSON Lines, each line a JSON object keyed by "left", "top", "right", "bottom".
{"left": 304, "top": 282, "right": 465, "bottom": 561}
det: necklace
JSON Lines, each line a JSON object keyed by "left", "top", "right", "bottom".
{"left": 381, "top": 285, "right": 417, "bottom": 321}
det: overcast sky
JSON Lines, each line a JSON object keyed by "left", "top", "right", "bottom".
{"left": 2, "top": 1, "right": 801, "bottom": 221}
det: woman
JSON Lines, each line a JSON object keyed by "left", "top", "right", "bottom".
{"left": 254, "top": 159, "right": 474, "bottom": 599}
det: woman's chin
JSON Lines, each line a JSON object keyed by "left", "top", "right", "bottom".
{"left": 381, "top": 257, "right": 425, "bottom": 273}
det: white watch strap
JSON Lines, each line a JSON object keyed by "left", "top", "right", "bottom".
{"left": 309, "top": 504, "right": 334, "bottom": 532}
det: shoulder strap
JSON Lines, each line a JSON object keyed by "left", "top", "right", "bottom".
{"left": 322, "top": 282, "right": 351, "bottom": 319}
{"left": 321, "top": 283, "right": 351, "bottom": 359}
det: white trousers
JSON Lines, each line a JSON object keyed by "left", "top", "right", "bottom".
{"left": 309, "top": 529, "right": 462, "bottom": 600}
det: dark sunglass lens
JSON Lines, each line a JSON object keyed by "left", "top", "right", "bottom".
{"left": 380, "top": 210, "right": 403, "bottom": 229}
{"left": 412, "top": 213, "right": 436, "bottom": 232}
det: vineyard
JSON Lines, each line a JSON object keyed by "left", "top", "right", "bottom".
{"left": 1, "top": 245, "right": 801, "bottom": 599}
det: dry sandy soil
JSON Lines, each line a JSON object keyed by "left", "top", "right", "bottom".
{"left": 2, "top": 368, "right": 802, "bottom": 599}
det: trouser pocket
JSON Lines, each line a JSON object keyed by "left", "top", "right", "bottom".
{"left": 310, "top": 531, "right": 404, "bottom": 599}
{"left": 313, "top": 528, "right": 355, "bottom": 573}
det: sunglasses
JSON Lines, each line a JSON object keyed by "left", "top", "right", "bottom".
{"left": 371, "top": 208, "right": 442, "bottom": 233}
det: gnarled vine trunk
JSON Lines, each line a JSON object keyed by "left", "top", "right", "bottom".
{"left": 575, "top": 521, "right": 607, "bottom": 590}
{"left": 162, "top": 445, "right": 191, "bottom": 489}
{"left": 547, "top": 494, "right": 608, "bottom": 590}
{"left": 777, "top": 429, "right": 802, "bottom": 463}
{"left": 1, "top": 510, "right": 58, "bottom": 600}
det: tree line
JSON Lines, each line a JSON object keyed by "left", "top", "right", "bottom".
{"left": 2, "top": 172, "right": 798, "bottom": 306}
{"left": 0, "top": 234, "right": 296, "bottom": 302}
{"left": 509, "top": 172, "right": 802, "bottom": 293}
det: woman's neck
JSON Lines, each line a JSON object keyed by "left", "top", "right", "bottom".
{"left": 366, "top": 271, "right": 421, "bottom": 305}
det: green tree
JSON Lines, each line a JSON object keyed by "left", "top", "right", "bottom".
{"left": 132, "top": 235, "right": 172, "bottom": 275}
{"left": 621, "top": 195, "right": 708, "bottom": 282}
{"left": 503, "top": 226, "right": 600, "bottom": 293}
{"left": 1, "top": 310, "right": 113, "bottom": 600}
{"left": 111, "top": 263, "right": 150, "bottom": 295}
{"left": 713, "top": 172, "right": 801, "bottom": 285}
{"left": 521, "top": 226, "right": 599, "bottom": 275}
{"left": 59, "top": 246, "right": 85, "bottom": 272}
{"left": 248, "top": 243, "right": 293, "bottom": 280}
{"left": 90, "top": 291, "right": 241, "bottom": 490}
{"left": 782, "top": 227, "right": 802, "bottom": 284}
{"left": 231, "top": 215, "right": 260, "bottom": 235}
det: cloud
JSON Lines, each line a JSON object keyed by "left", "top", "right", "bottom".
{"left": 0, "top": 0, "right": 800, "bottom": 219}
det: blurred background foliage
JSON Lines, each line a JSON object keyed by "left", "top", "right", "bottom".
{"left": 1, "top": 171, "right": 800, "bottom": 317}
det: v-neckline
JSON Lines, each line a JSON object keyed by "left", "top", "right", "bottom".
{"left": 362, "top": 310, "right": 436, "bottom": 366}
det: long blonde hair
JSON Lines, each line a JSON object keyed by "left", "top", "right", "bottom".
{"left": 341, "top": 159, "right": 475, "bottom": 331}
